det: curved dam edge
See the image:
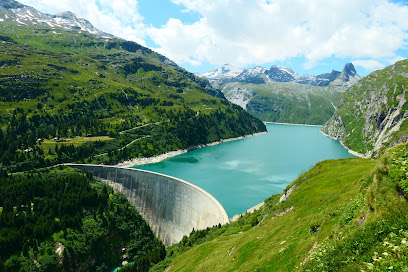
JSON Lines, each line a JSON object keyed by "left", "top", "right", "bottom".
{"left": 65, "top": 164, "right": 229, "bottom": 246}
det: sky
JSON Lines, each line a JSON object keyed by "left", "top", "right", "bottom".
{"left": 19, "top": 0, "right": 408, "bottom": 77}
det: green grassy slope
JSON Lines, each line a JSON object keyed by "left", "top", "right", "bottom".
{"left": 151, "top": 141, "right": 408, "bottom": 271}
{"left": 0, "top": 19, "right": 265, "bottom": 172}
{"left": 222, "top": 82, "right": 344, "bottom": 125}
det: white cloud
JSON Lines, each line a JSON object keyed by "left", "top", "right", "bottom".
{"left": 388, "top": 56, "right": 406, "bottom": 64}
{"left": 19, "top": 0, "right": 147, "bottom": 45}
{"left": 353, "top": 56, "right": 407, "bottom": 72}
{"left": 17, "top": 0, "right": 408, "bottom": 73}
{"left": 151, "top": 0, "right": 408, "bottom": 69}
{"left": 352, "top": 60, "right": 385, "bottom": 70}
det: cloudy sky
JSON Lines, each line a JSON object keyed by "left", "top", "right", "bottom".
{"left": 19, "top": 0, "right": 408, "bottom": 76}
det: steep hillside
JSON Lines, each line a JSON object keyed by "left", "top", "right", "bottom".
{"left": 0, "top": 0, "right": 266, "bottom": 172}
{"left": 203, "top": 63, "right": 360, "bottom": 125}
{"left": 322, "top": 59, "right": 408, "bottom": 158}
{"left": 150, "top": 141, "right": 408, "bottom": 271}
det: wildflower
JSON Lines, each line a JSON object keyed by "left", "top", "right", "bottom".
{"left": 401, "top": 239, "right": 407, "bottom": 244}
{"left": 365, "top": 262, "right": 374, "bottom": 270}
{"left": 382, "top": 252, "right": 389, "bottom": 256}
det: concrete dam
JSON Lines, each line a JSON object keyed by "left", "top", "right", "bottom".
{"left": 67, "top": 164, "right": 229, "bottom": 246}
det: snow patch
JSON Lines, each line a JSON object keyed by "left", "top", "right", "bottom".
{"left": 54, "top": 17, "right": 63, "bottom": 24}
{"left": 16, "top": 18, "right": 27, "bottom": 25}
{"left": 26, "top": 10, "right": 34, "bottom": 18}
{"left": 201, "top": 64, "right": 242, "bottom": 80}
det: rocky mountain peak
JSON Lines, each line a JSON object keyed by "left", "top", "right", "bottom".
{"left": 337, "top": 63, "right": 360, "bottom": 83}
{"left": 0, "top": 0, "right": 23, "bottom": 9}
{"left": 220, "top": 64, "right": 237, "bottom": 73}
{"left": 265, "top": 65, "right": 296, "bottom": 82}
{"left": 0, "top": 0, "right": 115, "bottom": 39}
{"left": 55, "top": 11, "right": 79, "bottom": 20}
{"left": 201, "top": 64, "right": 242, "bottom": 81}
{"left": 343, "top": 63, "right": 357, "bottom": 75}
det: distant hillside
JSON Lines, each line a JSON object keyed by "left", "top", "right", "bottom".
{"left": 222, "top": 82, "right": 343, "bottom": 125}
{"left": 322, "top": 59, "right": 408, "bottom": 157}
{"left": 202, "top": 63, "right": 360, "bottom": 125}
{"left": 0, "top": 0, "right": 266, "bottom": 172}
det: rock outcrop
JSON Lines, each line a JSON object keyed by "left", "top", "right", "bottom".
{"left": 322, "top": 59, "right": 408, "bottom": 157}
{"left": 222, "top": 87, "right": 255, "bottom": 110}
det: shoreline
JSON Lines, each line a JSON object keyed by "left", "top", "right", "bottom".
{"left": 265, "top": 121, "right": 322, "bottom": 127}
{"left": 319, "top": 130, "right": 367, "bottom": 158}
{"left": 229, "top": 201, "right": 265, "bottom": 222}
{"left": 114, "top": 131, "right": 268, "bottom": 168}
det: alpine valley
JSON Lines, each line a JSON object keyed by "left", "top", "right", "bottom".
{"left": 1, "top": 0, "right": 408, "bottom": 272}
{"left": 202, "top": 63, "right": 361, "bottom": 125}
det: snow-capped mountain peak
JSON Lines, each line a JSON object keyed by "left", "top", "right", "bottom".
{"left": 202, "top": 63, "right": 361, "bottom": 87}
{"left": 271, "top": 65, "right": 296, "bottom": 76}
{"left": 0, "top": 0, "right": 115, "bottom": 39}
{"left": 240, "top": 66, "right": 268, "bottom": 76}
{"left": 201, "top": 64, "right": 242, "bottom": 80}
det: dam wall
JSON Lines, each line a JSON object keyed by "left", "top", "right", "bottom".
{"left": 67, "top": 164, "right": 228, "bottom": 246}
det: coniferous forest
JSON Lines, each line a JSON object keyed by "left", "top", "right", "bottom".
{"left": 0, "top": 168, "right": 165, "bottom": 271}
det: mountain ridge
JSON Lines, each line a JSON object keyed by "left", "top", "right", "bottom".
{"left": 0, "top": 0, "right": 115, "bottom": 38}
{"left": 202, "top": 63, "right": 360, "bottom": 87}
{"left": 204, "top": 63, "right": 359, "bottom": 125}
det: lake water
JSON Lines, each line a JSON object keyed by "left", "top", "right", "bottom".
{"left": 133, "top": 123, "right": 355, "bottom": 217}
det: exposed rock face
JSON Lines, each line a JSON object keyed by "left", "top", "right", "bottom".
{"left": 0, "top": 0, "right": 24, "bottom": 9}
{"left": 222, "top": 87, "right": 255, "bottom": 110}
{"left": 322, "top": 59, "right": 408, "bottom": 158}
{"left": 330, "top": 63, "right": 361, "bottom": 87}
{"left": 264, "top": 66, "right": 295, "bottom": 82}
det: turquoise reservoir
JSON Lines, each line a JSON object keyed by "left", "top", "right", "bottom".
{"left": 134, "top": 123, "right": 355, "bottom": 217}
